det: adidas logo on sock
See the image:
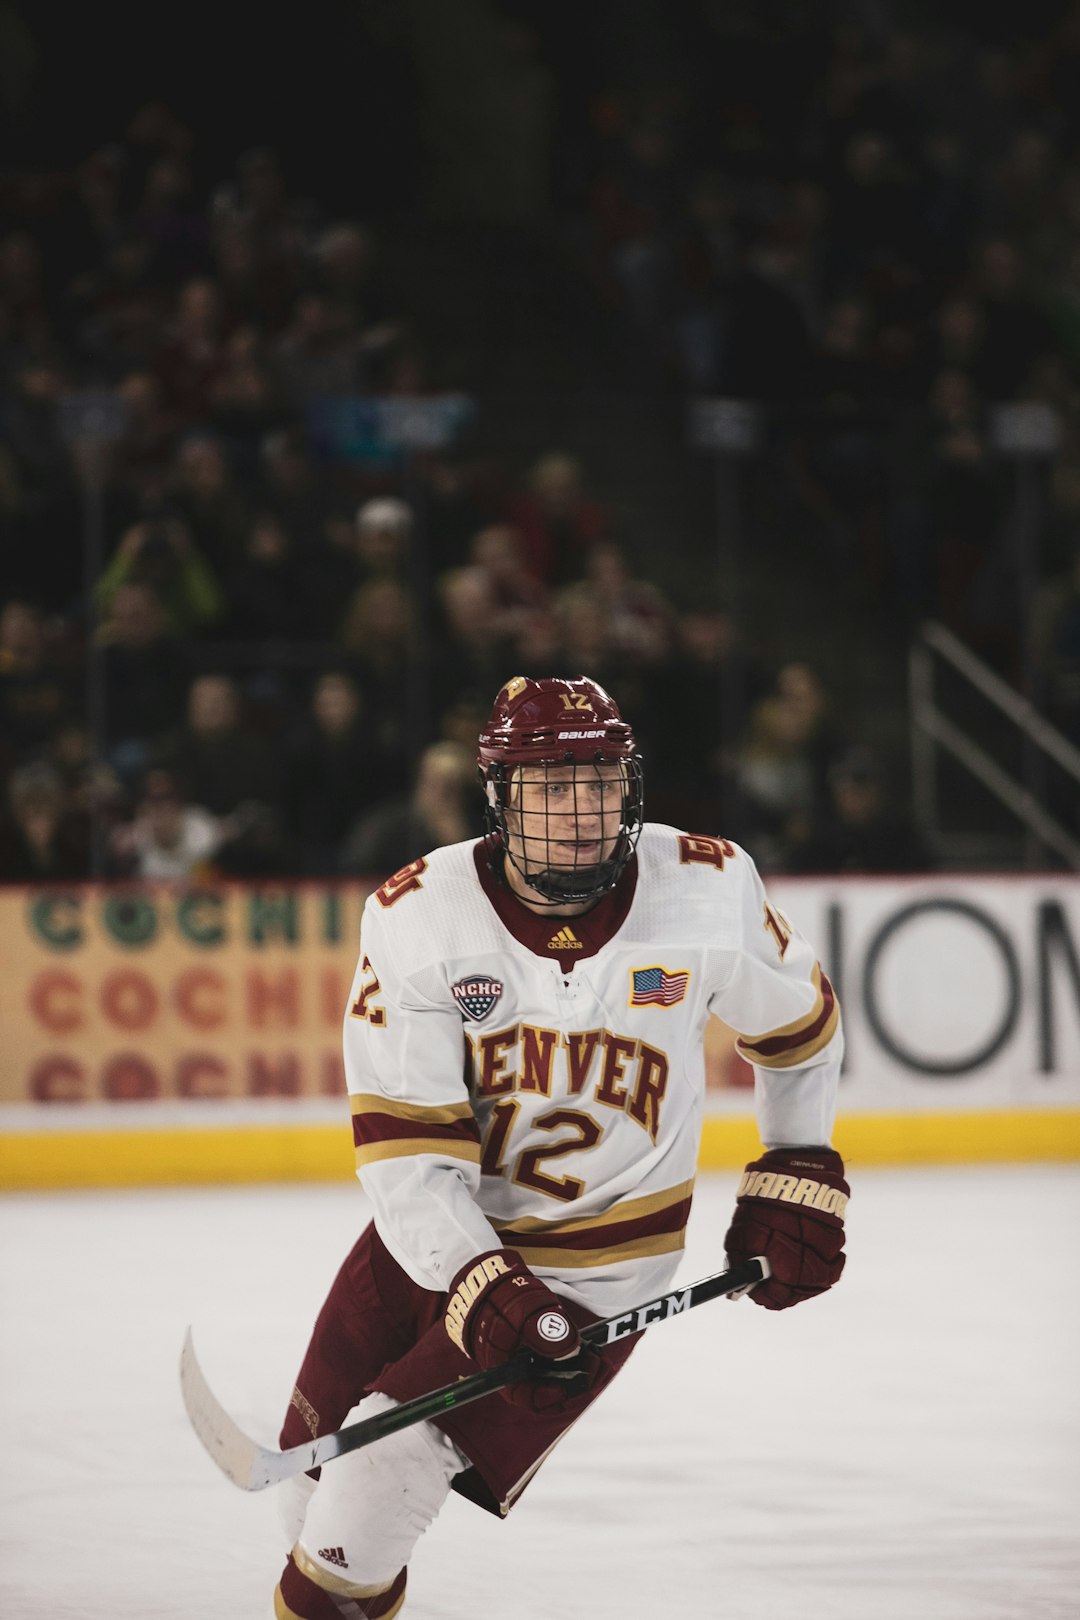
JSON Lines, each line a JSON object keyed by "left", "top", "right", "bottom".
{"left": 547, "top": 925, "right": 582, "bottom": 950}
{"left": 318, "top": 1547, "right": 348, "bottom": 1569}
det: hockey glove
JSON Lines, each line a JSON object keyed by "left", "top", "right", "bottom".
{"left": 724, "top": 1147, "right": 849, "bottom": 1310}
{"left": 444, "top": 1249, "right": 605, "bottom": 1413}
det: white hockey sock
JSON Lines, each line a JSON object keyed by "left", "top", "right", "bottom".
{"left": 296, "top": 1392, "right": 468, "bottom": 1590}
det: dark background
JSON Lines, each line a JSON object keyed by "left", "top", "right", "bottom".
{"left": 3, "top": 0, "right": 1079, "bottom": 881}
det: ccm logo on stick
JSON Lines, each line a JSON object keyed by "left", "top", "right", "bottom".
{"left": 602, "top": 1290, "right": 692, "bottom": 1343}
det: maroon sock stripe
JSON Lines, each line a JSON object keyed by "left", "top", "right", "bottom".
{"left": 277, "top": 1556, "right": 346, "bottom": 1619}
{"left": 364, "top": 1569, "right": 407, "bottom": 1618}
{"left": 278, "top": 1553, "right": 407, "bottom": 1618}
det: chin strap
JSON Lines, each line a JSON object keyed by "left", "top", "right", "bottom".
{"left": 526, "top": 860, "right": 620, "bottom": 903}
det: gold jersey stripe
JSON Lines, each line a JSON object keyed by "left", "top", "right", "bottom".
{"left": 355, "top": 1136, "right": 481, "bottom": 1169}
{"left": 493, "top": 1177, "right": 695, "bottom": 1237}
{"left": 350, "top": 1092, "right": 475, "bottom": 1125}
{"left": 736, "top": 998, "right": 840, "bottom": 1070}
{"left": 505, "top": 1227, "right": 687, "bottom": 1269}
{"left": 291, "top": 1543, "right": 398, "bottom": 1601}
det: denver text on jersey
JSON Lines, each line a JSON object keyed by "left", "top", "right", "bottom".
{"left": 267, "top": 675, "right": 849, "bottom": 1620}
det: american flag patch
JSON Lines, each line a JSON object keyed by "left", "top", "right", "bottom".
{"left": 630, "top": 967, "right": 690, "bottom": 1007}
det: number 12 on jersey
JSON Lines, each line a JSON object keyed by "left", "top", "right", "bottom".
{"left": 349, "top": 956, "right": 386, "bottom": 1026}
{"left": 480, "top": 1100, "right": 603, "bottom": 1202}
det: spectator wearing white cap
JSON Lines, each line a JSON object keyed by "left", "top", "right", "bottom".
{"left": 354, "top": 495, "right": 414, "bottom": 581}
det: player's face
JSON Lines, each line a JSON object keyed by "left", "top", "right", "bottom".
{"left": 504, "top": 762, "right": 625, "bottom": 877}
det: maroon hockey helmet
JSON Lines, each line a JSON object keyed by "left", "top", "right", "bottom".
{"left": 478, "top": 675, "right": 643, "bottom": 904}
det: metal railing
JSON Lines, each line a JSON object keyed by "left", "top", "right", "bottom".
{"left": 910, "top": 620, "right": 1080, "bottom": 869}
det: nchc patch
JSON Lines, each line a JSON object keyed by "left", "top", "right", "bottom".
{"left": 452, "top": 976, "right": 504, "bottom": 1022}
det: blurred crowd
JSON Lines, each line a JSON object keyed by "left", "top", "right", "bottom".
{"left": 4, "top": 4, "right": 1080, "bottom": 884}
{"left": 3, "top": 486, "right": 931, "bottom": 880}
{"left": 573, "top": 7, "right": 1080, "bottom": 685}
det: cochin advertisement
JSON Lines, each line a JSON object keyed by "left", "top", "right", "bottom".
{"left": 0, "top": 874, "right": 1077, "bottom": 1186}
{"left": 0, "top": 883, "right": 369, "bottom": 1109}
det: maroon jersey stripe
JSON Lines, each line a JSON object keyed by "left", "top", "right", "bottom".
{"left": 352, "top": 1111, "right": 482, "bottom": 1150}
{"left": 739, "top": 972, "right": 836, "bottom": 1059}
{"left": 495, "top": 1193, "right": 693, "bottom": 1254}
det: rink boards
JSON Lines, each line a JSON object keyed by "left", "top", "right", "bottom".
{"left": 1, "top": 873, "right": 1078, "bottom": 1188}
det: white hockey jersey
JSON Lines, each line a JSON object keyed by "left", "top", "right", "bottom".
{"left": 344, "top": 825, "right": 841, "bottom": 1317}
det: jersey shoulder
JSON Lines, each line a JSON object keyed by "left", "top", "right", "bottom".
{"left": 630, "top": 822, "right": 760, "bottom": 947}
{"left": 361, "top": 838, "right": 504, "bottom": 972}
{"left": 637, "top": 822, "right": 756, "bottom": 890}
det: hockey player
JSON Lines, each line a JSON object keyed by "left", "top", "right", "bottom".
{"left": 273, "top": 675, "right": 848, "bottom": 1619}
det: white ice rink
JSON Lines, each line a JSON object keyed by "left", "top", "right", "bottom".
{"left": 2, "top": 1166, "right": 1078, "bottom": 1620}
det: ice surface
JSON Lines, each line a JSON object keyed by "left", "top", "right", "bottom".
{"left": 1, "top": 1166, "right": 1078, "bottom": 1619}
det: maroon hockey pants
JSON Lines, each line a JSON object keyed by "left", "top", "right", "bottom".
{"left": 274, "top": 1221, "right": 639, "bottom": 1614}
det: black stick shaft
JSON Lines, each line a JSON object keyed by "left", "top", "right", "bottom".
{"left": 310, "top": 1257, "right": 766, "bottom": 1471}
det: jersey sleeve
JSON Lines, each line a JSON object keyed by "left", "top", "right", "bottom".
{"left": 705, "top": 847, "right": 842, "bottom": 1149}
{"left": 343, "top": 893, "right": 501, "bottom": 1292}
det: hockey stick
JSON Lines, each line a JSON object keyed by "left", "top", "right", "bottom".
{"left": 180, "top": 1255, "right": 768, "bottom": 1492}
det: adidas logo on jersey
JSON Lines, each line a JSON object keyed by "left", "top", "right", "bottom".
{"left": 318, "top": 1547, "right": 348, "bottom": 1569}
{"left": 547, "top": 925, "right": 583, "bottom": 950}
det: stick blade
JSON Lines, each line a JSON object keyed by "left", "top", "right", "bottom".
{"left": 180, "top": 1328, "right": 273, "bottom": 1492}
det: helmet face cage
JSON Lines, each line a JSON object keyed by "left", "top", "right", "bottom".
{"left": 483, "top": 753, "right": 644, "bottom": 905}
